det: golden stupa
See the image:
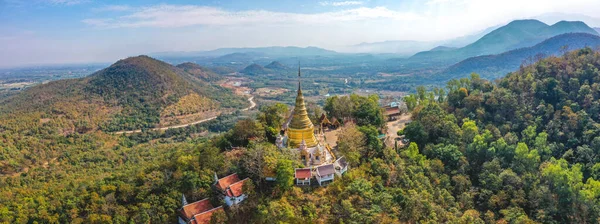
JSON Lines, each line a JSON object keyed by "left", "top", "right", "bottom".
{"left": 287, "top": 66, "right": 318, "bottom": 148}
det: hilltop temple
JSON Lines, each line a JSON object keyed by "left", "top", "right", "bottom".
{"left": 275, "top": 66, "right": 335, "bottom": 167}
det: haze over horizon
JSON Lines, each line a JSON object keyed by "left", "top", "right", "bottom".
{"left": 2, "top": 0, "right": 600, "bottom": 68}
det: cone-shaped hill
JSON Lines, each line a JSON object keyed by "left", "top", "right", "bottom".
{"left": 0, "top": 55, "right": 247, "bottom": 133}
{"left": 241, "top": 63, "right": 270, "bottom": 75}
{"left": 264, "top": 61, "right": 288, "bottom": 70}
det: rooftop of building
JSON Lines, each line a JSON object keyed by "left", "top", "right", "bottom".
{"left": 193, "top": 206, "right": 224, "bottom": 224}
{"left": 225, "top": 178, "right": 249, "bottom": 197}
{"left": 295, "top": 168, "right": 312, "bottom": 179}
{"left": 215, "top": 173, "right": 241, "bottom": 191}
{"left": 181, "top": 198, "right": 213, "bottom": 220}
{"left": 335, "top": 156, "right": 348, "bottom": 169}
{"left": 316, "top": 164, "right": 335, "bottom": 176}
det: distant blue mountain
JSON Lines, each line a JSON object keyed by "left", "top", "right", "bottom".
{"left": 342, "top": 25, "right": 498, "bottom": 55}
{"left": 410, "top": 20, "right": 599, "bottom": 64}
{"left": 152, "top": 46, "right": 338, "bottom": 58}
{"left": 429, "top": 46, "right": 457, "bottom": 52}
{"left": 443, "top": 33, "right": 600, "bottom": 80}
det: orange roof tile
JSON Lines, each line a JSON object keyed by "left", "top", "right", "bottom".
{"left": 225, "top": 178, "right": 249, "bottom": 197}
{"left": 193, "top": 207, "right": 224, "bottom": 224}
{"left": 295, "top": 168, "right": 311, "bottom": 179}
{"left": 182, "top": 198, "right": 213, "bottom": 220}
{"left": 216, "top": 173, "right": 241, "bottom": 191}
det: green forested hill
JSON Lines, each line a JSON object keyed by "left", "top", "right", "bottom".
{"left": 402, "top": 48, "right": 600, "bottom": 223}
{"left": 264, "top": 61, "right": 288, "bottom": 70}
{"left": 0, "top": 55, "right": 245, "bottom": 176}
{"left": 0, "top": 56, "right": 246, "bottom": 132}
{"left": 241, "top": 63, "right": 270, "bottom": 75}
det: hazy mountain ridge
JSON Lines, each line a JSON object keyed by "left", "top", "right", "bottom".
{"left": 430, "top": 46, "right": 458, "bottom": 52}
{"left": 410, "top": 20, "right": 598, "bottom": 64}
{"left": 152, "top": 46, "right": 338, "bottom": 59}
{"left": 443, "top": 33, "right": 600, "bottom": 80}
{"left": 343, "top": 25, "right": 499, "bottom": 55}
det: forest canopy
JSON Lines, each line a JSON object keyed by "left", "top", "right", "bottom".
{"left": 1, "top": 48, "right": 600, "bottom": 223}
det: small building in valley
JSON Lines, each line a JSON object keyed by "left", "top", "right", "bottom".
{"left": 383, "top": 105, "right": 401, "bottom": 121}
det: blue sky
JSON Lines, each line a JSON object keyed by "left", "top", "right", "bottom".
{"left": 1, "top": 0, "right": 600, "bottom": 67}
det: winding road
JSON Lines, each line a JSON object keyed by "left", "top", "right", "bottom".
{"left": 113, "top": 96, "right": 256, "bottom": 134}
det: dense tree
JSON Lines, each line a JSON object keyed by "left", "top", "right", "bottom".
{"left": 275, "top": 159, "right": 295, "bottom": 192}
{"left": 257, "top": 103, "right": 288, "bottom": 142}
{"left": 336, "top": 123, "right": 366, "bottom": 165}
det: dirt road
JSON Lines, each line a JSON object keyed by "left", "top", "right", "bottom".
{"left": 113, "top": 96, "right": 256, "bottom": 134}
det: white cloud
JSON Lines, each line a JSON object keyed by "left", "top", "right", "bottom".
{"left": 83, "top": 5, "right": 422, "bottom": 28}
{"left": 81, "top": 18, "right": 113, "bottom": 26}
{"left": 45, "top": 0, "right": 88, "bottom": 5}
{"left": 3, "top": 0, "right": 88, "bottom": 6}
{"left": 93, "top": 5, "right": 131, "bottom": 12}
{"left": 319, "top": 1, "right": 363, "bottom": 6}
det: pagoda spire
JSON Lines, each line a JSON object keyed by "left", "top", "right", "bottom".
{"left": 287, "top": 62, "right": 318, "bottom": 148}
{"left": 297, "top": 61, "right": 302, "bottom": 95}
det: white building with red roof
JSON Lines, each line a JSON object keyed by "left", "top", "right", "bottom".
{"left": 214, "top": 173, "right": 250, "bottom": 206}
{"left": 295, "top": 168, "right": 312, "bottom": 185}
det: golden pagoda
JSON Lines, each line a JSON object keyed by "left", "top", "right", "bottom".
{"left": 287, "top": 66, "right": 318, "bottom": 148}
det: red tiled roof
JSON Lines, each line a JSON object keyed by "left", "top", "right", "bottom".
{"left": 295, "top": 168, "right": 311, "bottom": 179}
{"left": 193, "top": 207, "right": 224, "bottom": 224}
{"left": 225, "top": 178, "right": 249, "bottom": 197}
{"left": 182, "top": 198, "right": 213, "bottom": 220}
{"left": 216, "top": 173, "right": 241, "bottom": 191}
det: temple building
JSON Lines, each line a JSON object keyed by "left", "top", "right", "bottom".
{"left": 214, "top": 173, "right": 249, "bottom": 206}
{"left": 276, "top": 66, "right": 334, "bottom": 167}
{"left": 178, "top": 197, "right": 224, "bottom": 224}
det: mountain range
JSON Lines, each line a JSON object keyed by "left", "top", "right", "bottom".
{"left": 409, "top": 20, "right": 599, "bottom": 64}
{"left": 340, "top": 25, "right": 499, "bottom": 55}
{"left": 152, "top": 46, "right": 338, "bottom": 59}
{"left": 443, "top": 33, "right": 600, "bottom": 80}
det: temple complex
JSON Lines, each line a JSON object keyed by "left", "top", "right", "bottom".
{"left": 276, "top": 65, "right": 349, "bottom": 186}
{"left": 276, "top": 66, "right": 334, "bottom": 167}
